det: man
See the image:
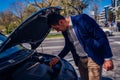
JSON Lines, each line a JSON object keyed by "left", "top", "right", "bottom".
{"left": 47, "top": 13, "right": 114, "bottom": 80}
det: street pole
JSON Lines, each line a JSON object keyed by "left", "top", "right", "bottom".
{"left": 115, "top": 0, "right": 118, "bottom": 31}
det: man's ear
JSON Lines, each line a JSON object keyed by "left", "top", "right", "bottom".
{"left": 59, "top": 20, "right": 64, "bottom": 25}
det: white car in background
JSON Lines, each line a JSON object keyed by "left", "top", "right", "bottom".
{"left": 101, "top": 27, "right": 113, "bottom": 36}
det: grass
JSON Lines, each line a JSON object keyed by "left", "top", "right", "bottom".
{"left": 46, "top": 34, "right": 63, "bottom": 38}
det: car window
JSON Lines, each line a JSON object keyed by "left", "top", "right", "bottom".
{"left": 0, "top": 34, "right": 7, "bottom": 46}
{"left": 0, "top": 40, "right": 3, "bottom": 45}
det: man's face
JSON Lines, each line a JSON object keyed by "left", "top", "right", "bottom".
{"left": 51, "top": 19, "right": 69, "bottom": 32}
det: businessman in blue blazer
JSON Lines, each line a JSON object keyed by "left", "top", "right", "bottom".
{"left": 47, "top": 13, "right": 114, "bottom": 80}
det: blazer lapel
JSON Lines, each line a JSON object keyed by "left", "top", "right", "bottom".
{"left": 71, "top": 16, "right": 85, "bottom": 49}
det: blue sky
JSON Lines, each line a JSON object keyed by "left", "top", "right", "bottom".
{"left": 84, "top": 0, "right": 112, "bottom": 13}
{"left": 0, "top": 0, "right": 16, "bottom": 11}
{"left": 99, "top": 0, "right": 112, "bottom": 11}
{"left": 0, "top": 0, "right": 111, "bottom": 12}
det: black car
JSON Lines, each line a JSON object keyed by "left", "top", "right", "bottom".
{"left": 0, "top": 7, "right": 78, "bottom": 80}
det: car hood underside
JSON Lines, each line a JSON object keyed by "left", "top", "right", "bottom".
{"left": 0, "top": 7, "right": 62, "bottom": 53}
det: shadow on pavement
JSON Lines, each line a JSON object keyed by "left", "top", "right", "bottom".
{"left": 78, "top": 77, "right": 112, "bottom": 80}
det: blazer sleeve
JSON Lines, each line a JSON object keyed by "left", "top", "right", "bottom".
{"left": 77, "top": 14, "right": 112, "bottom": 58}
{"left": 58, "top": 30, "right": 71, "bottom": 58}
{"left": 77, "top": 14, "right": 107, "bottom": 48}
{"left": 58, "top": 30, "right": 80, "bottom": 66}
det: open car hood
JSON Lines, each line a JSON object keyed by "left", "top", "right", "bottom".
{"left": 0, "top": 7, "right": 62, "bottom": 53}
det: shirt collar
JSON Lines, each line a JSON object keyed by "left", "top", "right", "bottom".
{"left": 69, "top": 16, "right": 73, "bottom": 26}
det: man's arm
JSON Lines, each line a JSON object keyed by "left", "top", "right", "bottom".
{"left": 58, "top": 30, "right": 71, "bottom": 58}
{"left": 78, "top": 14, "right": 114, "bottom": 71}
{"left": 77, "top": 14, "right": 113, "bottom": 58}
{"left": 49, "top": 30, "right": 70, "bottom": 68}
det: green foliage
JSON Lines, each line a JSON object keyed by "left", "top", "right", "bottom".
{"left": 0, "top": 0, "right": 101, "bottom": 34}
{"left": 116, "top": 7, "right": 120, "bottom": 20}
{"left": 47, "top": 33, "right": 63, "bottom": 38}
{"left": 108, "top": 10, "right": 115, "bottom": 22}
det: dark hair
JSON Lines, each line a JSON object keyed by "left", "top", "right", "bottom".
{"left": 47, "top": 13, "right": 65, "bottom": 27}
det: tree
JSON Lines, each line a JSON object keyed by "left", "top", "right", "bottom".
{"left": 108, "top": 9, "right": 115, "bottom": 22}
{"left": 25, "top": 0, "right": 55, "bottom": 8}
{"left": 88, "top": 0, "right": 102, "bottom": 21}
{"left": 58, "top": 0, "right": 88, "bottom": 15}
{"left": 24, "top": 4, "right": 37, "bottom": 19}
{"left": 116, "top": 7, "right": 120, "bottom": 20}
{"left": 0, "top": 10, "right": 15, "bottom": 34}
{"left": 9, "top": 1, "right": 27, "bottom": 24}
{"left": 25, "top": 0, "right": 88, "bottom": 15}
{"left": 91, "top": 4, "right": 99, "bottom": 21}
{"left": 70, "top": 0, "right": 88, "bottom": 14}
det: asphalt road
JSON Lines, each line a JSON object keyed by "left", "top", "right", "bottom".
{"left": 36, "top": 32, "right": 120, "bottom": 80}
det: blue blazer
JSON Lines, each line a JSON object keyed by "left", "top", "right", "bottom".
{"left": 58, "top": 14, "right": 113, "bottom": 65}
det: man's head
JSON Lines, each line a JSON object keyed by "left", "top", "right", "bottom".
{"left": 47, "top": 13, "right": 69, "bottom": 32}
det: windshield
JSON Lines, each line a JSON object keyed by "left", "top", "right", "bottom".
{"left": 0, "top": 34, "right": 6, "bottom": 46}
{"left": 0, "top": 34, "right": 23, "bottom": 59}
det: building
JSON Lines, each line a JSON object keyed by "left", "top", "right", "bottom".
{"left": 98, "top": 0, "right": 120, "bottom": 27}
{"left": 98, "top": 10, "right": 105, "bottom": 26}
{"left": 98, "top": 5, "right": 112, "bottom": 27}
{"left": 111, "top": 0, "right": 120, "bottom": 7}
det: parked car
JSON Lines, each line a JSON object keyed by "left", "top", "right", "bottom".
{"left": 117, "top": 22, "right": 120, "bottom": 31}
{"left": 0, "top": 7, "right": 78, "bottom": 80}
{"left": 101, "top": 27, "right": 113, "bottom": 36}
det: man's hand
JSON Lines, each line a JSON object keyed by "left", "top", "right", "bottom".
{"left": 103, "top": 60, "right": 114, "bottom": 71}
{"left": 49, "top": 57, "right": 60, "bottom": 68}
